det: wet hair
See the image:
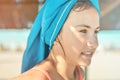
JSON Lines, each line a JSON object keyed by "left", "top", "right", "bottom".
{"left": 73, "top": 0, "right": 92, "bottom": 12}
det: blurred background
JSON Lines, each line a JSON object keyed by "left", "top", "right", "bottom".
{"left": 0, "top": 0, "right": 120, "bottom": 80}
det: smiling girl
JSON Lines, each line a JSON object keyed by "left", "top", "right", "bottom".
{"left": 11, "top": 0, "right": 100, "bottom": 80}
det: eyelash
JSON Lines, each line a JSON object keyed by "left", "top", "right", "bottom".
{"left": 95, "top": 30, "right": 99, "bottom": 33}
{"left": 79, "top": 29, "right": 99, "bottom": 34}
{"left": 79, "top": 29, "right": 87, "bottom": 33}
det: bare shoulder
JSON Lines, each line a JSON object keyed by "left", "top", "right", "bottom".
{"left": 10, "top": 59, "right": 54, "bottom": 80}
{"left": 10, "top": 69, "right": 48, "bottom": 80}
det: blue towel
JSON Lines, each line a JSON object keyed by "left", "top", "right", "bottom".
{"left": 21, "top": 0, "right": 100, "bottom": 73}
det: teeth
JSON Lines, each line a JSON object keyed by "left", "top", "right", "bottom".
{"left": 82, "top": 52, "right": 92, "bottom": 55}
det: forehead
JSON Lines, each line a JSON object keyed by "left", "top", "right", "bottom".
{"left": 66, "top": 7, "right": 99, "bottom": 28}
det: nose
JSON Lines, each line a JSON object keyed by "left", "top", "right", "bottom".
{"left": 87, "top": 36, "right": 98, "bottom": 50}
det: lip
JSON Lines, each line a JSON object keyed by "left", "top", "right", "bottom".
{"left": 81, "top": 52, "right": 93, "bottom": 59}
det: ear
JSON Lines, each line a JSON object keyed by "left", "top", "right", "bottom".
{"left": 53, "top": 38, "right": 59, "bottom": 45}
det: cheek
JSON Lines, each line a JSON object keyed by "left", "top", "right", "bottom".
{"left": 71, "top": 35, "right": 86, "bottom": 53}
{"left": 62, "top": 28, "right": 86, "bottom": 53}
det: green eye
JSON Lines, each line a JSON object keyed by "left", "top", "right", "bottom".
{"left": 79, "top": 29, "right": 87, "bottom": 33}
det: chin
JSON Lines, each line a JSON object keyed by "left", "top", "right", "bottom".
{"left": 83, "top": 62, "right": 91, "bottom": 67}
{"left": 79, "top": 60, "right": 92, "bottom": 67}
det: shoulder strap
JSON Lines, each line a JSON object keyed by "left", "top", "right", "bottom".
{"left": 32, "top": 68, "right": 52, "bottom": 80}
{"left": 77, "top": 66, "right": 83, "bottom": 80}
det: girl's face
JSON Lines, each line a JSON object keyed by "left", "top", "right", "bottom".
{"left": 59, "top": 7, "right": 100, "bottom": 66}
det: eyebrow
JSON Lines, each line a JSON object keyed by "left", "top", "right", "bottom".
{"left": 75, "top": 24, "right": 91, "bottom": 28}
{"left": 75, "top": 24, "right": 100, "bottom": 29}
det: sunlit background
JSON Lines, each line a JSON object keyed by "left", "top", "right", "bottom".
{"left": 0, "top": 0, "right": 120, "bottom": 80}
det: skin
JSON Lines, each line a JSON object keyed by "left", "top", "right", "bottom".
{"left": 10, "top": 6, "right": 100, "bottom": 80}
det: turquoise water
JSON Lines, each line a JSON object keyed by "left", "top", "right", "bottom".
{"left": 0, "top": 29, "right": 30, "bottom": 45}
{"left": 98, "top": 30, "right": 120, "bottom": 47}
{"left": 0, "top": 29, "right": 120, "bottom": 46}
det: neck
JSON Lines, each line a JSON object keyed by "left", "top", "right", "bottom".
{"left": 48, "top": 52, "right": 78, "bottom": 80}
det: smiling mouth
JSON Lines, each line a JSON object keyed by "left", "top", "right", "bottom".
{"left": 81, "top": 52, "right": 94, "bottom": 58}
